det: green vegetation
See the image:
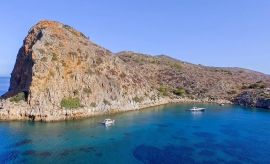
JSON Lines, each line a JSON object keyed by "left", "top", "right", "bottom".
{"left": 173, "top": 88, "right": 186, "bottom": 96}
{"left": 158, "top": 86, "right": 169, "bottom": 96}
{"left": 10, "top": 92, "right": 26, "bottom": 103}
{"left": 248, "top": 82, "right": 266, "bottom": 89}
{"left": 242, "top": 81, "right": 267, "bottom": 90}
{"left": 171, "top": 63, "right": 182, "bottom": 70}
{"left": 60, "top": 97, "right": 80, "bottom": 109}
{"left": 133, "top": 96, "right": 144, "bottom": 103}
{"left": 103, "top": 99, "right": 111, "bottom": 105}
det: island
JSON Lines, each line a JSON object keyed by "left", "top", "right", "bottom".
{"left": 0, "top": 20, "right": 269, "bottom": 121}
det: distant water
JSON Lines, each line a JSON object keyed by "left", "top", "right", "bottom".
{"left": 0, "top": 77, "right": 9, "bottom": 95}
{"left": 0, "top": 78, "right": 270, "bottom": 163}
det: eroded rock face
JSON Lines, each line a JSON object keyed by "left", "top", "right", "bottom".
{"left": 0, "top": 20, "right": 158, "bottom": 121}
{"left": 1, "top": 20, "right": 270, "bottom": 121}
{"left": 234, "top": 89, "right": 270, "bottom": 109}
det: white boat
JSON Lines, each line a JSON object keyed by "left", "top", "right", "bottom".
{"left": 187, "top": 107, "right": 206, "bottom": 111}
{"left": 102, "top": 118, "right": 115, "bottom": 125}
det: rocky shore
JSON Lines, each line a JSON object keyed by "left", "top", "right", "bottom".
{"left": 0, "top": 97, "right": 231, "bottom": 122}
{"left": 0, "top": 20, "right": 269, "bottom": 122}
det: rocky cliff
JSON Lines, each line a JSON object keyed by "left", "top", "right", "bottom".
{"left": 0, "top": 20, "right": 269, "bottom": 121}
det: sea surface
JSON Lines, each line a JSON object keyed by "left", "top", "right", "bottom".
{"left": 0, "top": 77, "right": 270, "bottom": 163}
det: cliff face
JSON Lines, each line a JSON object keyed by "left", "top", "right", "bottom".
{"left": 0, "top": 20, "right": 270, "bottom": 121}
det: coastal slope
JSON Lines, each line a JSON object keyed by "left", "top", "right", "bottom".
{"left": 0, "top": 20, "right": 269, "bottom": 121}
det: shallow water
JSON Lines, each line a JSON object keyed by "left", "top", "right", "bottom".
{"left": 0, "top": 77, "right": 270, "bottom": 163}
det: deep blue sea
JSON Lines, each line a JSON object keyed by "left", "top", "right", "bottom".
{"left": 0, "top": 77, "right": 270, "bottom": 164}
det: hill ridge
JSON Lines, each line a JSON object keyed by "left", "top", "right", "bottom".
{"left": 0, "top": 20, "right": 269, "bottom": 121}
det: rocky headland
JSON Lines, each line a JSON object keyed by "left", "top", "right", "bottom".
{"left": 0, "top": 20, "right": 269, "bottom": 121}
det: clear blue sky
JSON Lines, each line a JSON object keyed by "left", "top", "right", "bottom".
{"left": 1, "top": 0, "right": 270, "bottom": 76}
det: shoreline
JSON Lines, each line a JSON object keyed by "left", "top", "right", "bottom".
{"left": 0, "top": 98, "right": 232, "bottom": 122}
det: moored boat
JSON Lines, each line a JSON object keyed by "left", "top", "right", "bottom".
{"left": 187, "top": 107, "right": 206, "bottom": 111}
{"left": 102, "top": 118, "right": 115, "bottom": 125}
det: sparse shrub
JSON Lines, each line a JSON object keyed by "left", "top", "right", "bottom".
{"left": 80, "top": 32, "right": 88, "bottom": 39}
{"left": 120, "top": 73, "right": 126, "bottom": 79}
{"left": 227, "top": 90, "right": 237, "bottom": 95}
{"left": 249, "top": 83, "right": 260, "bottom": 89}
{"left": 248, "top": 82, "right": 266, "bottom": 89}
{"left": 200, "top": 88, "right": 208, "bottom": 94}
{"left": 259, "top": 84, "right": 266, "bottom": 89}
{"left": 96, "top": 57, "right": 103, "bottom": 65}
{"left": 85, "top": 68, "right": 94, "bottom": 75}
{"left": 59, "top": 42, "right": 64, "bottom": 47}
{"left": 69, "top": 51, "right": 77, "bottom": 57}
{"left": 37, "top": 48, "right": 45, "bottom": 54}
{"left": 158, "top": 86, "right": 169, "bottom": 96}
{"left": 133, "top": 96, "right": 144, "bottom": 103}
{"left": 241, "top": 85, "right": 248, "bottom": 90}
{"left": 10, "top": 92, "right": 26, "bottom": 103}
{"left": 63, "top": 24, "right": 72, "bottom": 30}
{"left": 172, "top": 63, "right": 182, "bottom": 70}
{"left": 173, "top": 88, "right": 186, "bottom": 96}
{"left": 63, "top": 24, "right": 81, "bottom": 37}
{"left": 61, "top": 60, "right": 67, "bottom": 67}
{"left": 226, "top": 71, "right": 233, "bottom": 75}
{"left": 51, "top": 53, "right": 58, "bottom": 61}
{"left": 49, "top": 70, "right": 55, "bottom": 77}
{"left": 44, "top": 42, "right": 51, "bottom": 47}
{"left": 60, "top": 97, "right": 80, "bottom": 109}
{"left": 103, "top": 99, "right": 111, "bottom": 105}
{"left": 73, "top": 90, "right": 79, "bottom": 96}
{"left": 70, "top": 74, "right": 75, "bottom": 79}
{"left": 41, "top": 57, "right": 47, "bottom": 62}
{"left": 83, "top": 88, "right": 92, "bottom": 95}
{"left": 90, "top": 102, "right": 97, "bottom": 107}
{"left": 150, "top": 95, "right": 156, "bottom": 101}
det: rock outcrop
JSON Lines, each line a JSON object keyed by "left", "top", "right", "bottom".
{"left": 0, "top": 20, "right": 269, "bottom": 121}
{"left": 234, "top": 88, "right": 270, "bottom": 109}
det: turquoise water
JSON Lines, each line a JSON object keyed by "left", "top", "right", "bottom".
{"left": 0, "top": 78, "right": 270, "bottom": 163}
